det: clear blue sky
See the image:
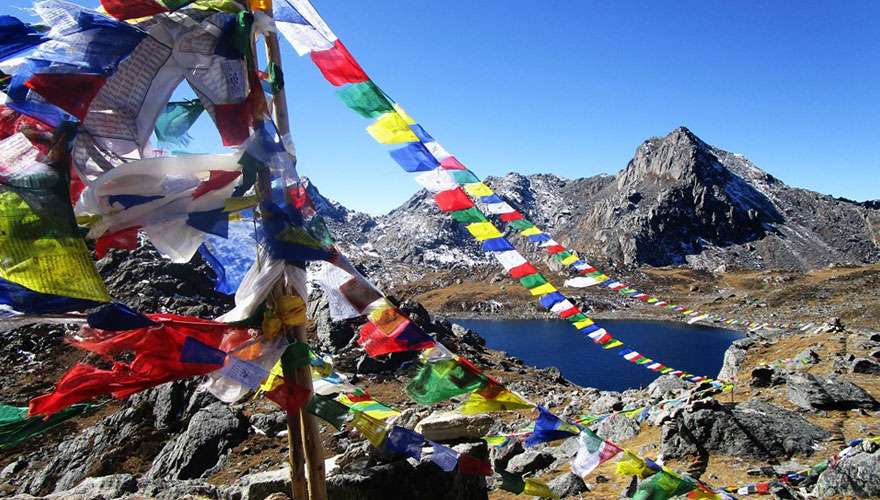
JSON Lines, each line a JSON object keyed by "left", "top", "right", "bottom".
{"left": 5, "top": 1, "right": 879, "bottom": 214}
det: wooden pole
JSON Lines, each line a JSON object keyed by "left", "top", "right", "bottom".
{"left": 248, "top": 4, "right": 328, "bottom": 499}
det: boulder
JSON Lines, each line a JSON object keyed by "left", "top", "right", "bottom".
{"left": 506, "top": 450, "right": 555, "bottom": 475}
{"left": 548, "top": 472, "right": 590, "bottom": 498}
{"left": 491, "top": 441, "right": 524, "bottom": 471}
{"left": 647, "top": 375, "right": 689, "bottom": 401}
{"left": 229, "top": 467, "right": 292, "bottom": 500}
{"left": 42, "top": 474, "right": 137, "bottom": 499}
{"left": 137, "top": 478, "right": 221, "bottom": 499}
{"left": 786, "top": 374, "right": 878, "bottom": 410}
{"left": 594, "top": 414, "right": 640, "bottom": 443}
{"left": 146, "top": 402, "right": 248, "bottom": 480}
{"left": 249, "top": 412, "right": 288, "bottom": 437}
{"left": 414, "top": 412, "right": 494, "bottom": 441}
{"left": 717, "top": 338, "right": 754, "bottom": 380}
{"left": 661, "top": 399, "right": 831, "bottom": 460}
{"left": 750, "top": 366, "right": 785, "bottom": 388}
{"left": 815, "top": 447, "right": 880, "bottom": 497}
{"left": 590, "top": 392, "right": 623, "bottom": 414}
{"left": 850, "top": 357, "right": 880, "bottom": 375}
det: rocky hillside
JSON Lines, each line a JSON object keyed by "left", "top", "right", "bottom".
{"left": 314, "top": 127, "right": 880, "bottom": 277}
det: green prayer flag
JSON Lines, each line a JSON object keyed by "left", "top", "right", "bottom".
{"left": 406, "top": 359, "right": 487, "bottom": 405}
{"left": 154, "top": 100, "right": 204, "bottom": 149}
{"left": 305, "top": 394, "right": 350, "bottom": 430}
{"left": 565, "top": 313, "right": 588, "bottom": 324}
{"left": 499, "top": 471, "right": 526, "bottom": 494}
{"left": 519, "top": 273, "right": 548, "bottom": 289}
{"left": 281, "top": 342, "right": 311, "bottom": 377}
{"left": 450, "top": 207, "right": 487, "bottom": 223}
{"left": 554, "top": 251, "right": 572, "bottom": 261}
{"left": 632, "top": 470, "right": 696, "bottom": 500}
{"left": 449, "top": 170, "right": 479, "bottom": 185}
{"left": 509, "top": 219, "right": 534, "bottom": 231}
{"left": 0, "top": 403, "right": 97, "bottom": 449}
{"left": 335, "top": 81, "right": 394, "bottom": 118}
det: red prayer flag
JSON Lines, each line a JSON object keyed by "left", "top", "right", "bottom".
{"left": 213, "top": 102, "right": 251, "bottom": 146}
{"left": 545, "top": 244, "right": 566, "bottom": 254}
{"left": 266, "top": 380, "right": 312, "bottom": 414}
{"left": 99, "top": 0, "right": 169, "bottom": 20}
{"left": 95, "top": 226, "right": 139, "bottom": 258}
{"left": 508, "top": 262, "right": 538, "bottom": 279}
{"left": 192, "top": 170, "right": 242, "bottom": 199}
{"left": 30, "top": 315, "right": 247, "bottom": 416}
{"left": 439, "top": 157, "right": 467, "bottom": 170}
{"left": 579, "top": 267, "right": 597, "bottom": 274}
{"left": 309, "top": 40, "right": 369, "bottom": 86}
{"left": 433, "top": 188, "right": 474, "bottom": 212}
{"left": 25, "top": 73, "right": 107, "bottom": 121}
{"left": 358, "top": 320, "right": 435, "bottom": 357}
{"left": 499, "top": 211, "right": 524, "bottom": 222}
{"left": 558, "top": 307, "right": 580, "bottom": 319}
{"left": 457, "top": 454, "right": 492, "bottom": 476}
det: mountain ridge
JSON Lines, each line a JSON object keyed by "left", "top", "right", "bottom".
{"left": 309, "top": 127, "right": 880, "bottom": 276}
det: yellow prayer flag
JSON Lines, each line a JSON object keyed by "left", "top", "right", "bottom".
{"left": 393, "top": 103, "right": 416, "bottom": 125}
{"left": 523, "top": 478, "right": 558, "bottom": 498}
{"left": 350, "top": 411, "right": 387, "bottom": 447}
{"left": 647, "top": 298, "right": 658, "bottom": 303}
{"left": 249, "top": 0, "right": 272, "bottom": 11}
{"left": 459, "top": 390, "right": 533, "bottom": 414}
{"left": 529, "top": 283, "right": 557, "bottom": 296}
{"left": 278, "top": 295, "right": 306, "bottom": 326}
{"left": 224, "top": 195, "right": 258, "bottom": 212}
{"left": 465, "top": 222, "right": 502, "bottom": 241}
{"left": 603, "top": 339, "right": 623, "bottom": 349}
{"left": 462, "top": 182, "right": 494, "bottom": 197}
{"left": 560, "top": 254, "right": 579, "bottom": 266}
{"left": 616, "top": 450, "right": 651, "bottom": 478}
{"left": 573, "top": 318, "right": 594, "bottom": 329}
{"left": 520, "top": 226, "right": 542, "bottom": 237}
{"left": 366, "top": 112, "right": 419, "bottom": 144}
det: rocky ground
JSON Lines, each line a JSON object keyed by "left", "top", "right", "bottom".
{"left": 0, "top": 246, "right": 878, "bottom": 499}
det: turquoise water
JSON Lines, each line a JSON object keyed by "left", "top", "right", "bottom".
{"left": 454, "top": 319, "right": 743, "bottom": 391}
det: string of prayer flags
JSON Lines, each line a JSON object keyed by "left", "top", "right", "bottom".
{"left": 336, "top": 391, "right": 400, "bottom": 421}
{"left": 571, "top": 429, "right": 623, "bottom": 479}
{"left": 524, "top": 406, "right": 581, "bottom": 447}
{"left": 273, "top": 0, "right": 337, "bottom": 55}
{"left": 357, "top": 298, "right": 435, "bottom": 357}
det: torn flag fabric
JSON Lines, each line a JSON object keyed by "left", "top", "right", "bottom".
{"left": 406, "top": 358, "right": 488, "bottom": 405}
{"left": 524, "top": 406, "right": 580, "bottom": 447}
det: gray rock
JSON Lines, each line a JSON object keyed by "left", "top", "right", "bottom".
{"left": 506, "top": 450, "right": 555, "bottom": 475}
{"left": 850, "top": 357, "right": 880, "bottom": 375}
{"left": 590, "top": 392, "right": 623, "bottom": 414}
{"left": 647, "top": 375, "right": 689, "bottom": 401}
{"left": 815, "top": 448, "right": 880, "bottom": 497}
{"left": 491, "top": 440, "right": 524, "bottom": 471}
{"left": 414, "top": 412, "right": 494, "bottom": 441}
{"left": 718, "top": 338, "right": 754, "bottom": 380}
{"left": 249, "top": 412, "right": 288, "bottom": 437}
{"left": 594, "top": 414, "right": 641, "bottom": 443}
{"left": 544, "top": 436, "right": 581, "bottom": 468}
{"left": 661, "top": 399, "right": 831, "bottom": 460}
{"left": 43, "top": 474, "right": 138, "bottom": 500}
{"left": 137, "top": 478, "right": 221, "bottom": 499}
{"left": 229, "top": 467, "right": 292, "bottom": 500}
{"left": 548, "top": 472, "right": 590, "bottom": 498}
{"left": 315, "top": 302, "right": 358, "bottom": 352}
{"left": 786, "top": 373, "right": 878, "bottom": 410}
{"left": 146, "top": 402, "right": 248, "bottom": 480}
{"left": 1, "top": 461, "right": 25, "bottom": 481}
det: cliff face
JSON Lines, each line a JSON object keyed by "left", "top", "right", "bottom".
{"left": 314, "top": 127, "right": 880, "bottom": 274}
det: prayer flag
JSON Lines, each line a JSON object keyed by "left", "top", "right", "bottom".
{"left": 509, "top": 219, "right": 535, "bottom": 231}
{"left": 87, "top": 303, "right": 156, "bottom": 331}
{"left": 519, "top": 273, "right": 548, "bottom": 289}
{"left": 616, "top": 450, "right": 652, "bottom": 478}
{"left": 499, "top": 471, "right": 526, "bottom": 494}
{"left": 494, "top": 250, "right": 528, "bottom": 271}
{"left": 0, "top": 16, "right": 47, "bottom": 61}
{"left": 94, "top": 227, "right": 139, "bottom": 258}
{"left": 460, "top": 387, "right": 531, "bottom": 414}
{"left": 337, "top": 392, "right": 400, "bottom": 421}
{"left": 633, "top": 469, "right": 697, "bottom": 500}
{"left": 416, "top": 168, "right": 458, "bottom": 193}
{"left": 525, "top": 406, "right": 580, "bottom": 447}
{"left": 424, "top": 141, "right": 451, "bottom": 161}
{"left": 0, "top": 276, "right": 100, "bottom": 316}
{"left": 529, "top": 283, "right": 557, "bottom": 296}
{"left": 24, "top": 73, "right": 106, "bottom": 121}
{"left": 509, "top": 262, "right": 538, "bottom": 279}
{"left": 155, "top": 100, "right": 205, "bottom": 149}
{"left": 406, "top": 358, "right": 487, "bottom": 405}
{"left": 538, "top": 292, "right": 566, "bottom": 309}
{"left": 429, "top": 441, "right": 459, "bottom": 472}
{"left": 335, "top": 81, "right": 393, "bottom": 118}
{"left": 499, "top": 211, "right": 524, "bottom": 222}
{"left": 0, "top": 402, "right": 97, "bottom": 450}
{"left": 274, "top": 0, "right": 337, "bottom": 55}
{"left": 383, "top": 426, "right": 424, "bottom": 460}
{"left": 358, "top": 319, "right": 435, "bottom": 358}
{"left": 366, "top": 111, "right": 420, "bottom": 144}
{"left": 390, "top": 142, "right": 440, "bottom": 172}
{"left": 409, "top": 124, "right": 433, "bottom": 143}
{"left": 100, "top": 0, "right": 169, "bottom": 20}
{"left": 450, "top": 207, "right": 487, "bottom": 223}
{"left": 465, "top": 221, "right": 502, "bottom": 241}
{"left": 603, "top": 340, "right": 623, "bottom": 349}
{"left": 310, "top": 40, "right": 368, "bottom": 86}
{"left": 571, "top": 429, "right": 622, "bottom": 478}
{"left": 481, "top": 237, "right": 515, "bottom": 252}
{"left": 351, "top": 411, "right": 387, "bottom": 447}
{"left": 433, "top": 188, "right": 474, "bottom": 212}
{"left": 457, "top": 454, "right": 492, "bottom": 476}
{"left": 462, "top": 182, "right": 494, "bottom": 197}
{"left": 449, "top": 170, "right": 479, "bottom": 184}
{"left": 484, "top": 202, "right": 514, "bottom": 215}
{"left": 440, "top": 156, "right": 466, "bottom": 170}
{"left": 524, "top": 477, "right": 558, "bottom": 498}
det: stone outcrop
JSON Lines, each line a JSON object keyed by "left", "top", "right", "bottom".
{"left": 785, "top": 374, "right": 878, "bottom": 411}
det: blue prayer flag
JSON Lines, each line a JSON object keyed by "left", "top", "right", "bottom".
{"left": 409, "top": 124, "right": 434, "bottom": 143}
{"left": 0, "top": 276, "right": 101, "bottom": 315}
{"left": 384, "top": 426, "right": 424, "bottom": 460}
{"left": 527, "top": 233, "right": 551, "bottom": 243}
{"left": 180, "top": 336, "right": 227, "bottom": 365}
{"left": 108, "top": 194, "right": 163, "bottom": 209}
{"left": 429, "top": 441, "right": 459, "bottom": 472}
{"left": 524, "top": 406, "right": 579, "bottom": 448}
{"left": 188, "top": 209, "right": 230, "bottom": 239}
{"left": 480, "top": 194, "right": 504, "bottom": 204}
{"left": 538, "top": 292, "right": 565, "bottom": 309}
{"left": 481, "top": 237, "right": 515, "bottom": 252}
{"left": 87, "top": 303, "right": 156, "bottom": 331}
{"left": 0, "top": 16, "right": 48, "bottom": 61}
{"left": 389, "top": 143, "right": 440, "bottom": 172}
